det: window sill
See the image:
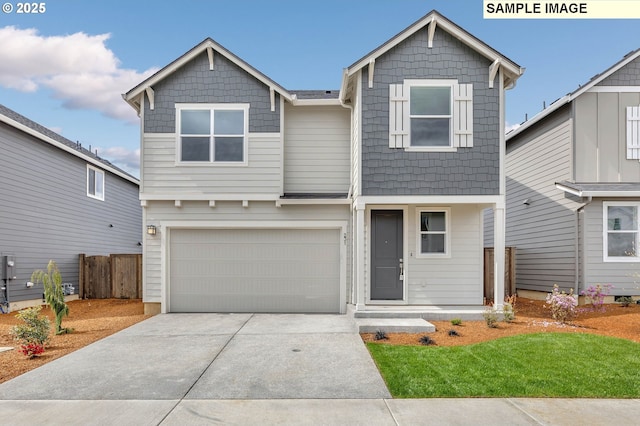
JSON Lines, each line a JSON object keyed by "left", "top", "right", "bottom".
{"left": 415, "top": 253, "right": 451, "bottom": 259}
{"left": 404, "top": 147, "right": 458, "bottom": 153}
{"left": 175, "top": 161, "right": 248, "bottom": 167}
{"left": 603, "top": 257, "right": 640, "bottom": 263}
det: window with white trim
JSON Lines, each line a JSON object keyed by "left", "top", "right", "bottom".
{"left": 604, "top": 202, "right": 640, "bottom": 261}
{"left": 177, "top": 104, "right": 248, "bottom": 163}
{"left": 417, "top": 208, "right": 450, "bottom": 257}
{"left": 390, "top": 80, "right": 473, "bottom": 150}
{"left": 627, "top": 105, "right": 640, "bottom": 160}
{"left": 87, "top": 165, "right": 104, "bottom": 201}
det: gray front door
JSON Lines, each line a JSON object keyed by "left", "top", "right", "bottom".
{"left": 371, "top": 210, "right": 403, "bottom": 300}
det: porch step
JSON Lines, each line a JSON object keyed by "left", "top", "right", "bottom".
{"left": 353, "top": 308, "right": 486, "bottom": 321}
{"left": 356, "top": 318, "right": 436, "bottom": 334}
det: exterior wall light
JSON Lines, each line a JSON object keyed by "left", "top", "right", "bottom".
{"left": 147, "top": 225, "right": 157, "bottom": 236}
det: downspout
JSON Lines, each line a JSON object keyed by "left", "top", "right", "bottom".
{"left": 575, "top": 196, "right": 593, "bottom": 296}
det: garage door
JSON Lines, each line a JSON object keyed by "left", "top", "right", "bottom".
{"left": 169, "top": 228, "right": 341, "bottom": 313}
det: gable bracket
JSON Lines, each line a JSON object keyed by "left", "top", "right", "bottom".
{"left": 427, "top": 15, "right": 437, "bottom": 48}
{"left": 368, "top": 59, "right": 375, "bottom": 89}
{"left": 207, "top": 46, "right": 215, "bottom": 70}
{"left": 270, "top": 87, "right": 276, "bottom": 112}
{"left": 145, "top": 87, "right": 155, "bottom": 111}
{"left": 489, "top": 59, "right": 501, "bottom": 89}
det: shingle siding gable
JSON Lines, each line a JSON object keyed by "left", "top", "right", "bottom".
{"left": 597, "top": 55, "right": 640, "bottom": 87}
{"left": 143, "top": 51, "right": 280, "bottom": 134}
{"left": 360, "top": 27, "right": 500, "bottom": 195}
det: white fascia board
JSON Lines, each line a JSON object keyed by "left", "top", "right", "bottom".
{"left": 139, "top": 193, "right": 281, "bottom": 201}
{"left": 570, "top": 49, "right": 640, "bottom": 100}
{"left": 587, "top": 86, "right": 640, "bottom": 93}
{"left": 555, "top": 183, "right": 640, "bottom": 198}
{"left": 275, "top": 198, "right": 351, "bottom": 207}
{"left": 162, "top": 220, "right": 348, "bottom": 231}
{"left": 355, "top": 195, "right": 503, "bottom": 208}
{"left": 290, "top": 98, "right": 342, "bottom": 107}
{"left": 506, "top": 95, "right": 571, "bottom": 141}
{"left": 124, "top": 39, "right": 292, "bottom": 113}
{"left": 0, "top": 113, "right": 139, "bottom": 185}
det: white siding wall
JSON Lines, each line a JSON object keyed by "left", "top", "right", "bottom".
{"left": 142, "top": 133, "right": 282, "bottom": 196}
{"left": 583, "top": 199, "right": 640, "bottom": 295}
{"left": 283, "top": 104, "right": 350, "bottom": 193}
{"left": 143, "top": 201, "right": 351, "bottom": 304}
{"left": 407, "top": 204, "right": 483, "bottom": 305}
{"left": 505, "top": 111, "right": 581, "bottom": 293}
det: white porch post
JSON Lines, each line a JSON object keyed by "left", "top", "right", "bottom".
{"left": 355, "top": 204, "right": 366, "bottom": 310}
{"left": 493, "top": 205, "right": 505, "bottom": 310}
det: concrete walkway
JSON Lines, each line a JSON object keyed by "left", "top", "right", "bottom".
{"left": 0, "top": 314, "right": 639, "bottom": 425}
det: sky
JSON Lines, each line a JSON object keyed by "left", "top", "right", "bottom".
{"left": 1, "top": 0, "right": 638, "bottom": 177}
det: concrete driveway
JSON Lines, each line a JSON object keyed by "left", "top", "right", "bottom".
{"left": 0, "top": 313, "right": 390, "bottom": 401}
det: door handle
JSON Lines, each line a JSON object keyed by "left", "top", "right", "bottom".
{"left": 399, "top": 258, "right": 404, "bottom": 281}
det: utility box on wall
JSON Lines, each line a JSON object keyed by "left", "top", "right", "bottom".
{"left": 2, "top": 255, "right": 16, "bottom": 281}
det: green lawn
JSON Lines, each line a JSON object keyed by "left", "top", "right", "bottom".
{"left": 367, "top": 333, "right": 640, "bottom": 398}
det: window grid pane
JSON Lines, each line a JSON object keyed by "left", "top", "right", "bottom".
{"left": 178, "top": 107, "right": 245, "bottom": 163}
{"left": 419, "top": 211, "right": 447, "bottom": 254}
{"left": 181, "top": 110, "right": 210, "bottom": 135}
{"left": 606, "top": 205, "right": 639, "bottom": 258}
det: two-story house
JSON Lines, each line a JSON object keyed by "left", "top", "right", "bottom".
{"left": 0, "top": 104, "right": 142, "bottom": 312}
{"left": 124, "top": 10, "right": 523, "bottom": 315}
{"left": 495, "top": 49, "right": 640, "bottom": 300}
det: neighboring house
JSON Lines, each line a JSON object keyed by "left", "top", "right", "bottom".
{"left": 124, "top": 10, "right": 523, "bottom": 315}
{"left": 0, "top": 104, "right": 142, "bottom": 311}
{"left": 488, "top": 49, "right": 640, "bottom": 299}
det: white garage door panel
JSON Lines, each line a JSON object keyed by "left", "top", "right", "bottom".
{"left": 169, "top": 228, "right": 341, "bottom": 313}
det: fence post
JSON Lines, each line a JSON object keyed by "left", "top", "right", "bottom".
{"left": 78, "top": 254, "right": 85, "bottom": 299}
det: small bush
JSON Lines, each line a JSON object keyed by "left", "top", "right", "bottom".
{"left": 580, "top": 284, "right": 613, "bottom": 312}
{"left": 419, "top": 335, "right": 435, "bottom": 345}
{"left": 545, "top": 284, "right": 577, "bottom": 324}
{"left": 447, "top": 329, "right": 460, "bottom": 337}
{"left": 374, "top": 329, "right": 388, "bottom": 341}
{"left": 618, "top": 296, "right": 634, "bottom": 307}
{"left": 450, "top": 318, "right": 462, "bottom": 326}
{"left": 503, "top": 303, "right": 515, "bottom": 323}
{"left": 483, "top": 308, "right": 499, "bottom": 328}
{"left": 10, "top": 306, "right": 50, "bottom": 358}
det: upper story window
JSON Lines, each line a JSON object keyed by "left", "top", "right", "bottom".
{"left": 604, "top": 202, "right": 640, "bottom": 262}
{"left": 177, "top": 104, "right": 249, "bottom": 164}
{"left": 87, "top": 165, "right": 104, "bottom": 201}
{"left": 417, "top": 208, "right": 450, "bottom": 257}
{"left": 390, "top": 80, "right": 473, "bottom": 150}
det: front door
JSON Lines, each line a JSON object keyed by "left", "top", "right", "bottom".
{"left": 371, "top": 210, "right": 403, "bottom": 300}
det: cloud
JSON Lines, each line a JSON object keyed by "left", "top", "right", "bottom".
{"left": 0, "top": 26, "right": 157, "bottom": 123}
{"left": 505, "top": 122, "right": 521, "bottom": 134}
{"left": 97, "top": 146, "right": 140, "bottom": 176}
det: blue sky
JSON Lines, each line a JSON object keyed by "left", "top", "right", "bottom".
{"left": 1, "top": 0, "right": 638, "bottom": 177}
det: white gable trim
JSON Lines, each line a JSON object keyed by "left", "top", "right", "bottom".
{"left": 124, "top": 39, "right": 292, "bottom": 114}
{"left": 345, "top": 11, "right": 522, "bottom": 83}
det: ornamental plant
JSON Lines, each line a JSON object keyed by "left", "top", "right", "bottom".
{"left": 10, "top": 306, "right": 51, "bottom": 358}
{"left": 580, "top": 284, "right": 613, "bottom": 312}
{"left": 483, "top": 307, "right": 498, "bottom": 328}
{"left": 31, "top": 260, "right": 71, "bottom": 335}
{"left": 545, "top": 284, "right": 577, "bottom": 324}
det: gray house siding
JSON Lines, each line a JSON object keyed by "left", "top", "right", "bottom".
{"left": 504, "top": 106, "right": 581, "bottom": 293}
{"left": 0, "top": 121, "right": 142, "bottom": 304}
{"left": 582, "top": 198, "right": 640, "bottom": 295}
{"left": 597, "top": 55, "right": 640, "bottom": 86}
{"left": 143, "top": 51, "right": 280, "bottom": 134}
{"left": 574, "top": 92, "right": 640, "bottom": 182}
{"left": 360, "top": 28, "right": 500, "bottom": 195}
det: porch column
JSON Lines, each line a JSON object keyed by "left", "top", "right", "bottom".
{"left": 355, "top": 204, "right": 366, "bottom": 310}
{"left": 493, "top": 205, "right": 505, "bottom": 310}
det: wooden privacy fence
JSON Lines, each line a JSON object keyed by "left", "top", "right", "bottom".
{"left": 484, "top": 247, "right": 516, "bottom": 302}
{"left": 79, "top": 254, "right": 142, "bottom": 299}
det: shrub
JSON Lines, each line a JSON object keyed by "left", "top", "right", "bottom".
{"left": 450, "top": 318, "right": 462, "bottom": 326}
{"left": 447, "top": 329, "right": 460, "bottom": 337}
{"left": 374, "top": 329, "right": 388, "bottom": 341}
{"left": 10, "top": 306, "right": 50, "bottom": 358}
{"left": 483, "top": 307, "right": 499, "bottom": 328}
{"left": 545, "top": 284, "right": 577, "bottom": 323}
{"left": 503, "top": 303, "right": 515, "bottom": 323}
{"left": 31, "top": 260, "right": 71, "bottom": 335}
{"left": 419, "top": 335, "right": 435, "bottom": 345}
{"left": 580, "top": 284, "right": 613, "bottom": 312}
{"left": 618, "top": 296, "right": 634, "bottom": 307}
